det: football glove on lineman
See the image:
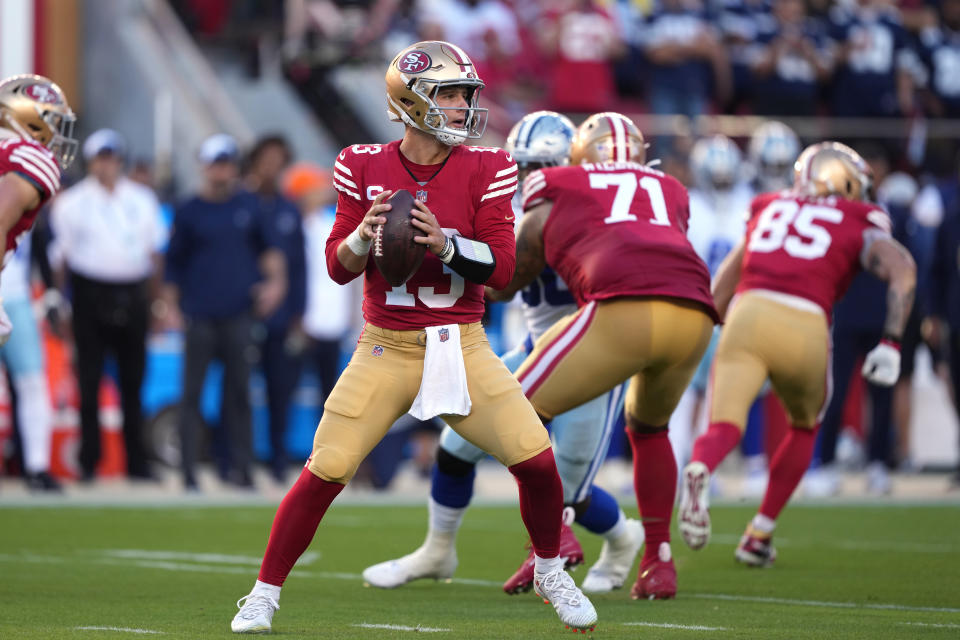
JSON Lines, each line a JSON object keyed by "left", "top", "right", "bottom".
{"left": 862, "top": 340, "right": 901, "bottom": 387}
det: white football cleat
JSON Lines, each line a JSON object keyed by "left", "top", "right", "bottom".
{"left": 231, "top": 593, "right": 278, "bottom": 634}
{"left": 581, "top": 518, "right": 645, "bottom": 593}
{"left": 679, "top": 461, "right": 712, "bottom": 550}
{"left": 534, "top": 569, "right": 597, "bottom": 631}
{"left": 362, "top": 543, "right": 457, "bottom": 589}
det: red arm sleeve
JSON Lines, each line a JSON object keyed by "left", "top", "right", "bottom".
{"left": 473, "top": 150, "right": 518, "bottom": 290}
{"left": 324, "top": 148, "right": 368, "bottom": 285}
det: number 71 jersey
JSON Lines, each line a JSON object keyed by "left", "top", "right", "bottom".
{"left": 522, "top": 161, "right": 716, "bottom": 320}
{"left": 739, "top": 191, "right": 893, "bottom": 314}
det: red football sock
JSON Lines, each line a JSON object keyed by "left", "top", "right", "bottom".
{"left": 258, "top": 467, "right": 345, "bottom": 586}
{"left": 508, "top": 449, "right": 563, "bottom": 558}
{"left": 691, "top": 421, "right": 743, "bottom": 473}
{"left": 626, "top": 426, "right": 676, "bottom": 563}
{"left": 759, "top": 426, "right": 818, "bottom": 522}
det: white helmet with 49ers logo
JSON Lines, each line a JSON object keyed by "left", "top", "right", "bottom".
{"left": 385, "top": 41, "right": 487, "bottom": 146}
{"left": 0, "top": 74, "right": 77, "bottom": 168}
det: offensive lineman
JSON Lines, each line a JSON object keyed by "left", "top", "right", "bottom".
{"left": 230, "top": 42, "right": 597, "bottom": 633}
{"left": 362, "top": 111, "right": 644, "bottom": 597}
{"left": 678, "top": 142, "right": 916, "bottom": 567}
{"left": 0, "top": 74, "right": 76, "bottom": 342}
{"left": 508, "top": 112, "right": 718, "bottom": 600}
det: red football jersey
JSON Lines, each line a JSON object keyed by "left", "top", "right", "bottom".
{"left": 326, "top": 140, "right": 517, "bottom": 330}
{"left": 0, "top": 135, "right": 61, "bottom": 266}
{"left": 738, "top": 191, "right": 893, "bottom": 314}
{"left": 522, "top": 161, "right": 716, "bottom": 319}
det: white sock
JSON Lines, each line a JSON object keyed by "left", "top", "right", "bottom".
{"left": 751, "top": 513, "right": 776, "bottom": 535}
{"left": 428, "top": 497, "right": 466, "bottom": 535}
{"left": 16, "top": 372, "right": 53, "bottom": 473}
{"left": 534, "top": 554, "right": 564, "bottom": 575}
{"left": 251, "top": 580, "right": 281, "bottom": 602}
{"left": 600, "top": 510, "right": 628, "bottom": 542}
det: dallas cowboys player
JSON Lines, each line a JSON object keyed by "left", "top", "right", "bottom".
{"left": 363, "top": 111, "right": 644, "bottom": 595}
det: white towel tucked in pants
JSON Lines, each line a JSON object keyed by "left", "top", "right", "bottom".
{"left": 409, "top": 324, "right": 472, "bottom": 420}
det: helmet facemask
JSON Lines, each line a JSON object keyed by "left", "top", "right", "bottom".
{"left": 389, "top": 78, "right": 487, "bottom": 146}
{"left": 0, "top": 74, "right": 78, "bottom": 169}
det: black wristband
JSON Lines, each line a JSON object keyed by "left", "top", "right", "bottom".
{"left": 441, "top": 235, "right": 496, "bottom": 284}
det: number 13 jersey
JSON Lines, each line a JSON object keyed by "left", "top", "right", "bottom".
{"left": 739, "top": 191, "right": 893, "bottom": 315}
{"left": 522, "top": 161, "right": 716, "bottom": 320}
{"left": 326, "top": 141, "right": 518, "bottom": 330}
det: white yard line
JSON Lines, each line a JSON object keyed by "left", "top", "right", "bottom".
{"left": 900, "top": 622, "right": 960, "bottom": 629}
{"left": 354, "top": 623, "right": 449, "bottom": 632}
{"left": 689, "top": 593, "right": 960, "bottom": 614}
{"left": 75, "top": 627, "right": 164, "bottom": 635}
{"left": 99, "top": 549, "right": 319, "bottom": 566}
{"left": 623, "top": 622, "right": 727, "bottom": 631}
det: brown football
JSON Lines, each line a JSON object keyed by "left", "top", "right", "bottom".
{"left": 372, "top": 189, "right": 427, "bottom": 287}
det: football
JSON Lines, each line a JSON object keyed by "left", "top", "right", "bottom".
{"left": 372, "top": 189, "right": 427, "bottom": 287}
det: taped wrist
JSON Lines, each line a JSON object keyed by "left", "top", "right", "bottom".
{"left": 439, "top": 235, "right": 496, "bottom": 284}
{"left": 345, "top": 227, "right": 371, "bottom": 256}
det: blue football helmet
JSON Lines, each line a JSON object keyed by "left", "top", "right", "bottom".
{"left": 505, "top": 110, "right": 576, "bottom": 174}
{"left": 690, "top": 134, "right": 743, "bottom": 193}
{"left": 749, "top": 121, "right": 800, "bottom": 193}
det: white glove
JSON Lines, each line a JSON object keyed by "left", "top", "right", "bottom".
{"left": 0, "top": 297, "right": 10, "bottom": 347}
{"left": 862, "top": 340, "right": 901, "bottom": 387}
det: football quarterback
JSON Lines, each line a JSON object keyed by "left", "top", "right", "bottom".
{"left": 679, "top": 141, "right": 916, "bottom": 567}
{"left": 231, "top": 42, "right": 597, "bottom": 634}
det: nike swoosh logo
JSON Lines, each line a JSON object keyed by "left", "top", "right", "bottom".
{"left": 505, "top": 215, "right": 515, "bottom": 221}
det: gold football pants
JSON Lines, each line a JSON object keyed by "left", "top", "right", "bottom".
{"left": 515, "top": 298, "right": 713, "bottom": 426}
{"left": 709, "top": 291, "right": 830, "bottom": 430}
{"left": 306, "top": 322, "right": 550, "bottom": 483}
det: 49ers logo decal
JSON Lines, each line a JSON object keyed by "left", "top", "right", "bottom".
{"left": 23, "top": 83, "right": 59, "bottom": 104}
{"left": 398, "top": 51, "right": 432, "bottom": 74}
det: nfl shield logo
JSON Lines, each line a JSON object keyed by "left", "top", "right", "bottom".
{"left": 372, "top": 345, "right": 384, "bottom": 357}
{"left": 438, "top": 328, "right": 450, "bottom": 343}
{"left": 416, "top": 189, "right": 428, "bottom": 202}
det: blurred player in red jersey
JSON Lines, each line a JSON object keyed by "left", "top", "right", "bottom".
{"left": 507, "top": 112, "right": 718, "bottom": 600}
{"left": 678, "top": 142, "right": 917, "bottom": 567}
{"left": 0, "top": 74, "right": 76, "bottom": 344}
{"left": 231, "top": 41, "right": 597, "bottom": 634}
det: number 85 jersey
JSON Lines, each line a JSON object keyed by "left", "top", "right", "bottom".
{"left": 522, "top": 161, "right": 716, "bottom": 320}
{"left": 738, "top": 191, "right": 893, "bottom": 315}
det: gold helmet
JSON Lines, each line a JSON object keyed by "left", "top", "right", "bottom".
{"left": 385, "top": 41, "right": 487, "bottom": 146}
{"left": 0, "top": 74, "right": 77, "bottom": 169}
{"left": 570, "top": 112, "right": 646, "bottom": 165}
{"left": 794, "top": 141, "right": 873, "bottom": 201}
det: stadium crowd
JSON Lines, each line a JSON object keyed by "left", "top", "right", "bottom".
{"left": 0, "top": 0, "right": 958, "bottom": 499}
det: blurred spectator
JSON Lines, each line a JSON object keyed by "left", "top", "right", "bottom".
{"left": 811, "top": 144, "right": 907, "bottom": 495}
{"left": 50, "top": 129, "right": 166, "bottom": 483}
{"left": 244, "top": 136, "right": 306, "bottom": 484}
{"left": 536, "top": 0, "right": 624, "bottom": 113}
{"left": 917, "top": 0, "right": 960, "bottom": 118}
{"left": 748, "top": 0, "right": 836, "bottom": 116}
{"left": 828, "top": 0, "right": 921, "bottom": 118}
{"left": 0, "top": 233, "right": 59, "bottom": 491}
{"left": 282, "top": 162, "right": 359, "bottom": 414}
{"left": 641, "top": 0, "right": 731, "bottom": 122}
{"left": 165, "top": 134, "right": 287, "bottom": 491}
{"left": 717, "top": 0, "right": 777, "bottom": 110}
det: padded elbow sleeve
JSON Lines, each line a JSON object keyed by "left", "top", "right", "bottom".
{"left": 441, "top": 236, "right": 496, "bottom": 285}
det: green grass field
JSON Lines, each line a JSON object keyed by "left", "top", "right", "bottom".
{"left": 1, "top": 502, "right": 959, "bottom": 639}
